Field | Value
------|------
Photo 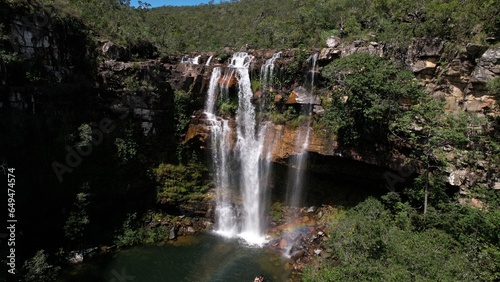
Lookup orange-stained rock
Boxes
[218,73,237,88]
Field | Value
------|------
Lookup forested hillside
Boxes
[19,0,500,54]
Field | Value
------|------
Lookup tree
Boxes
[390,95,467,213]
[64,188,90,248]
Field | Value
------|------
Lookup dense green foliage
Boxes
[303,197,500,281]
[22,250,60,282]
[321,53,423,146]
[154,162,210,205]
[114,213,168,247]
[488,77,500,101]
[17,0,499,55]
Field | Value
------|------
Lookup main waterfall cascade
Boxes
[207,52,273,245]
[206,51,316,248]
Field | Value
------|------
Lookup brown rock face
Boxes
[218,73,238,88]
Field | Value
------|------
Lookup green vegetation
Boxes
[154,162,210,205]
[303,196,500,281]
[114,213,168,247]
[488,77,500,101]
[22,250,60,282]
[10,0,497,56]
[321,53,423,146]
[270,201,284,222]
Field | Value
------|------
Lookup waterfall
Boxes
[206,55,213,66]
[260,51,282,94]
[204,67,238,237]
[212,117,238,237]
[309,53,318,94]
[284,126,311,209]
[233,53,268,245]
[207,52,270,245]
[205,67,221,114]
[220,69,235,101]
[181,55,201,64]
[283,54,317,256]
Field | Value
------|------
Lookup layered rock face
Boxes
[320,38,499,115]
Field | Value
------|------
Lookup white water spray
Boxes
[204,67,238,237]
[207,53,270,245]
[205,55,213,66]
[308,53,318,94]
[260,51,282,93]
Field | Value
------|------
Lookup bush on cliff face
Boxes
[488,77,500,102]
[154,163,210,205]
[321,53,424,147]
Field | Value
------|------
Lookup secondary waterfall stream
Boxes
[283,53,317,256]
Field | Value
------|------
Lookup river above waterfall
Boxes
[57,232,291,282]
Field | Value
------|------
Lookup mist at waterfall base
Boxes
[57,233,289,282]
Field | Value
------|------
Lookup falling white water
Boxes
[211,116,238,237]
[205,67,221,114]
[206,52,270,245]
[205,55,213,66]
[285,126,311,208]
[260,51,282,93]
[204,67,238,237]
[181,55,201,64]
[193,55,201,65]
[220,68,235,100]
[309,53,318,94]
[229,52,254,68]
[282,54,317,256]
[233,54,268,245]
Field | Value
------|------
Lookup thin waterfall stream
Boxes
[282,52,317,256]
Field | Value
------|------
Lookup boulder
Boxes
[493,182,500,190]
[448,170,467,186]
[465,43,488,59]
[326,36,341,48]
[286,87,320,105]
[471,47,500,83]
[169,227,176,240]
[463,100,485,112]
[407,37,444,58]
[102,41,128,61]
[318,48,341,62]
[411,59,438,74]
